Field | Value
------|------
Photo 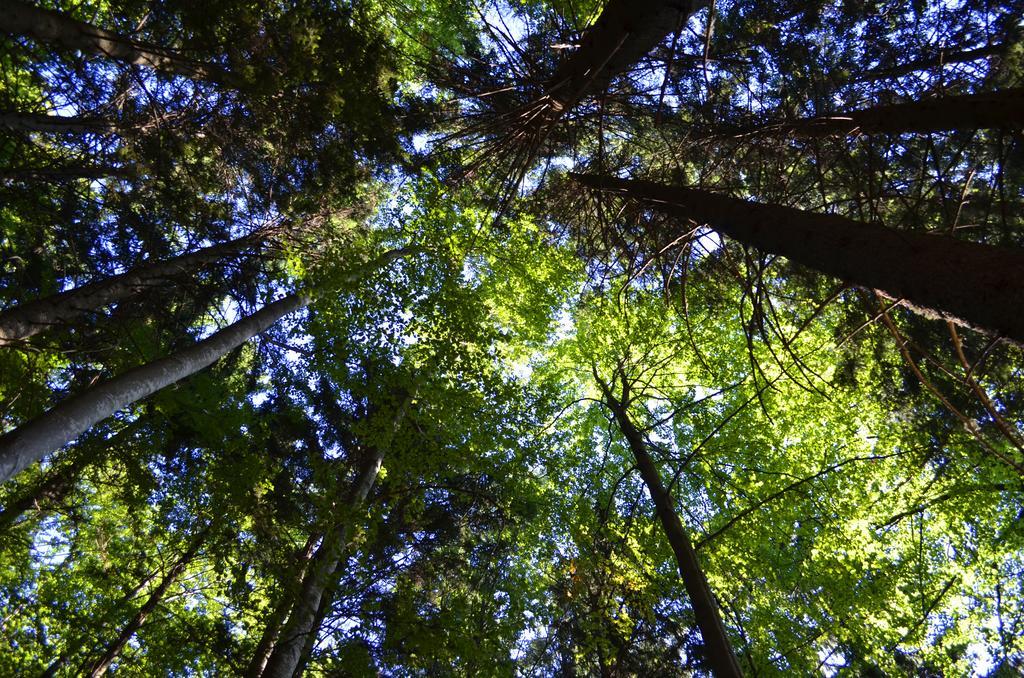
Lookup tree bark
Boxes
[722,88,1023,138]
[0,0,239,86]
[84,525,211,677]
[0,111,120,134]
[43,564,165,677]
[0,231,265,346]
[542,0,705,120]
[0,293,309,485]
[259,445,387,678]
[598,377,743,678]
[573,173,1024,346]
[245,535,320,678]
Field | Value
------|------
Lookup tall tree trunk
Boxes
[598,376,742,678]
[0,293,309,485]
[41,562,165,677]
[573,173,1024,346]
[83,525,211,677]
[0,111,120,134]
[720,88,1023,138]
[245,535,320,678]
[291,579,333,677]
[852,43,1004,83]
[544,0,706,115]
[0,230,265,346]
[0,0,239,86]
[259,445,387,678]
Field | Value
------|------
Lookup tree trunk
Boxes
[0,111,120,134]
[42,563,165,677]
[852,43,1004,83]
[573,173,1024,346]
[722,88,1023,138]
[536,0,704,128]
[599,378,743,678]
[291,580,332,677]
[0,293,309,485]
[244,535,320,678]
[0,230,265,346]
[259,445,387,678]
[0,0,239,86]
[84,525,211,677]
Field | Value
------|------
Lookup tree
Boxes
[573,173,1024,347]
[0,227,269,345]
[2,0,1024,674]
[596,367,743,677]
[0,293,309,483]
[259,399,399,677]
[0,0,240,86]
[542,0,706,119]
[714,88,1024,138]
[83,524,212,677]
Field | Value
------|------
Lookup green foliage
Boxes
[1,0,1023,675]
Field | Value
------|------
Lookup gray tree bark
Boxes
[0,230,265,346]
[0,293,309,484]
[0,0,239,86]
[573,173,1024,346]
[259,445,387,678]
[245,535,320,678]
[598,375,743,678]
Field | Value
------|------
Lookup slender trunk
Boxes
[573,174,1024,345]
[723,88,1023,138]
[852,43,1004,83]
[294,391,412,678]
[42,562,164,677]
[0,293,309,484]
[292,582,332,677]
[0,231,265,346]
[0,111,120,134]
[84,526,210,677]
[542,0,705,119]
[260,446,386,678]
[599,380,742,678]
[245,535,320,678]
[0,0,239,86]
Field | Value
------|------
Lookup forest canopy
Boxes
[1,0,1023,675]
